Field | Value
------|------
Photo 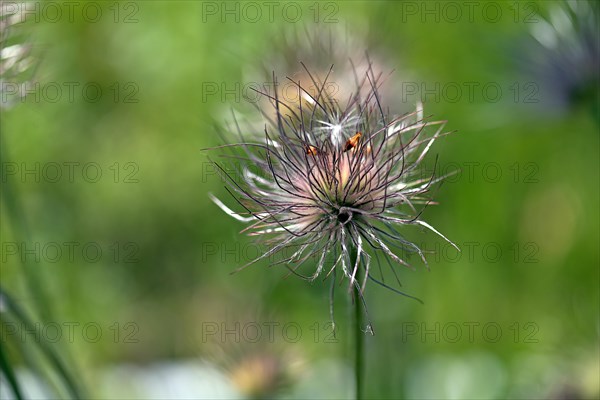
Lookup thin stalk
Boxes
[350,246,364,399]
[354,283,364,399]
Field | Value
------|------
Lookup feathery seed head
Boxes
[208,63,457,328]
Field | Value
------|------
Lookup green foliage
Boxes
[1,1,598,398]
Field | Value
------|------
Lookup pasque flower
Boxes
[521,0,599,117]
[208,64,457,327]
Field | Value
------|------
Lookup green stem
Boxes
[354,284,364,400]
[350,245,364,400]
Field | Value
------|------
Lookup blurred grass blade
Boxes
[0,133,52,322]
[0,338,24,400]
[0,287,83,399]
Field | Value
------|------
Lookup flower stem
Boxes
[350,245,364,399]
[354,283,364,399]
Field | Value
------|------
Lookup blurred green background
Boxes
[1,1,598,399]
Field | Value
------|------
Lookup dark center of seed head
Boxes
[337,209,352,224]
